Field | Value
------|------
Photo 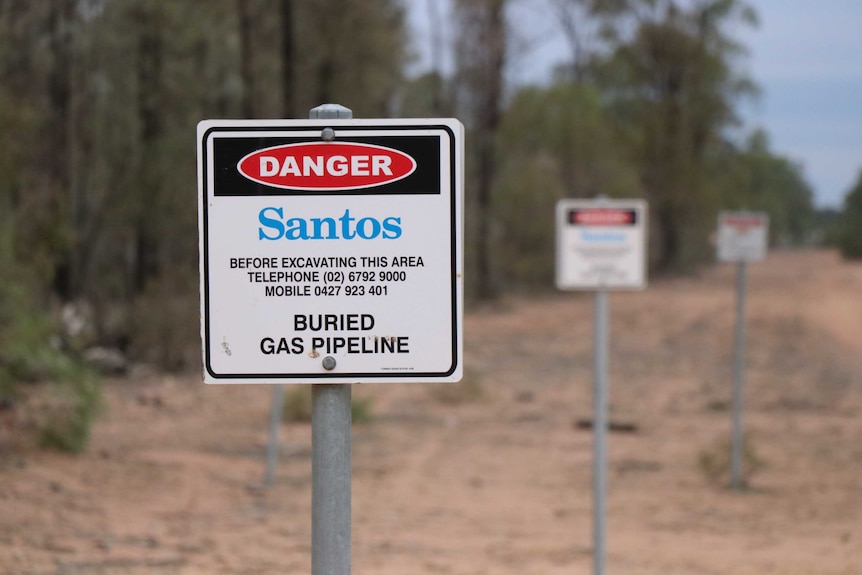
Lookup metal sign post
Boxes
[730,260,747,490]
[312,382,352,575]
[556,198,647,575]
[307,103,354,575]
[716,211,768,490]
[592,289,609,575]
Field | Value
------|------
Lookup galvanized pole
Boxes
[262,102,353,490]
[593,289,609,575]
[312,383,352,575]
[310,103,353,575]
[263,384,285,486]
[730,260,748,490]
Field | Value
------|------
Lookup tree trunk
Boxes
[48,1,75,300]
[474,0,506,301]
[280,0,296,118]
[427,0,444,114]
[133,5,163,294]
[238,0,256,119]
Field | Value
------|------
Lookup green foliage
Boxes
[37,375,101,453]
[350,394,375,424]
[0,0,847,406]
[0,243,101,453]
[836,169,862,259]
[281,386,375,424]
[495,154,565,285]
[0,0,410,356]
[500,83,639,199]
[282,386,313,423]
[595,0,760,271]
[128,271,200,372]
[0,228,64,389]
[495,83,639,287]
[429,370,485,405]
[707,130,817,247]
[399,71,457,117]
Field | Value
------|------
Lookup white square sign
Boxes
[555,199,648,290]
[197,119,464,383]
[717,211,769,262]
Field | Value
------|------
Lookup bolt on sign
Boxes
[716,211,769,262]
[555,199,648,290]
[197,119,464,383]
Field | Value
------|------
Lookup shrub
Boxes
[128,271,200,372]
[836,168,862,259]
[429,369,485,405]
[282,386,313,423]
[697,435,766,489]
[281,386,374,424]
[0,270,101,453]
[37,374,101,453]
[350,394,375,424]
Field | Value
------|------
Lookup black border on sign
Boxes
[199,123,460,381]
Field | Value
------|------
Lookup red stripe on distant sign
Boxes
[723,215,766,229]
[568,209,636,226]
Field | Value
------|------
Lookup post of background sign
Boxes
[592,287,609,575]
[729,260,747,490]
[263,383,285,486]
[716,211,768,492]
[309,103,354,575]
[556,197,647,575]
[591,195,612,575]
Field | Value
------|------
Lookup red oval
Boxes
[237,141,417,191]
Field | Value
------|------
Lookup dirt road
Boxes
[2,249,861,574]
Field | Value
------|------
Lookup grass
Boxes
[697,435,766,489]
[282,386,375,424]
[428,369,485,405]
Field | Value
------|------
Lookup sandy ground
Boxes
[2,249,862,575]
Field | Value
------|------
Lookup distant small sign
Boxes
[555,199,647,290]
[717,211,769,262]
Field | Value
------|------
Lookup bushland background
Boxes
[1,1,861,572]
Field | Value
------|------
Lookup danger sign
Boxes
[555,199,648,290]
[717,211,769,262]
[197,118,464,384]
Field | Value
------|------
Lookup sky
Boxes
[738,0,862,208]
[404,0,862,209]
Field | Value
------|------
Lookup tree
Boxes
[131,1,165,293]
[495,82,639,286]
[548,0,601,82]
[47,1,77,299]
[837,168,862,259]
[280,0,296,117]
[453,0,508,301]
[293,0,408,116]
[712,130,816,246]
[237,0,258,118]
[595,0,759,271]
[398,0,450,118]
